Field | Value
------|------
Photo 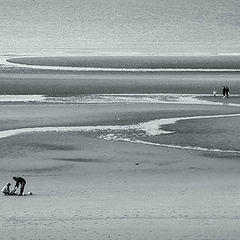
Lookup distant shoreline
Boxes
[5,55,240,72]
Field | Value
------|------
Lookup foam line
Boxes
[0,112,240,153]
[118,138,240,154]
[0,95,44,102]
[139,113,240,135]
[1,112,239,139]
[0,125,129,139]
[0,93,234,106]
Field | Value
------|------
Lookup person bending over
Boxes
[12,177,26,196]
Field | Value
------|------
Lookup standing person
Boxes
[12,177,26,196]
[225,86,229,98]
[222,86,226,98]
[1,183,11,195]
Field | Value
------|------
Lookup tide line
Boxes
[0,94,240,107]
[3,57,240,72]
[0,95,44,102]
[139,113,240,135]
[0,112,240,153]
[119,138,240,154]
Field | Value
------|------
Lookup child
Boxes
[1,183,11,195]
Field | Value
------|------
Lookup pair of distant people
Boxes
[1,177,26,196]
[213,86,230,98]
[222,86,230,98]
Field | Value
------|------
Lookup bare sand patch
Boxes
[0,101,240,239]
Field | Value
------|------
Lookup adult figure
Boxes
[12,177,26,196]
[225,86,229,98]
[222,86,226,98]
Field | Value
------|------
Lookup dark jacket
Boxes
[14,177,26,188]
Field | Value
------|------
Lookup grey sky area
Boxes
[0,0,240,54]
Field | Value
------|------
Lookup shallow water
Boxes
[0,56,240,155]
[0,93,239,154]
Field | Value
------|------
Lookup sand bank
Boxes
[6,55,240,71]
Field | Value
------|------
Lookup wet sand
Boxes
[1,133,240,240]
[0,101,240,239]
[7,55,240,69]
[1,57,240,239]
[0,71,240,95]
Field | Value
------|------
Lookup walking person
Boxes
[225,86,229,98]
[12,177,26,196]
[222,86,226,98]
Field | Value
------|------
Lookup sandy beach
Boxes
[1,134,240,240]
[2,0,240,239]
[0,93,240,239]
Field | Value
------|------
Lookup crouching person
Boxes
[1,183,11,195]
[12,177,26,196]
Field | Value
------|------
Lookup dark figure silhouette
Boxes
[222,86,226,98]
[12,177,26,196]
[225,86,229,98]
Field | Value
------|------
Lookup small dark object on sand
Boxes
[136,162,139,165]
